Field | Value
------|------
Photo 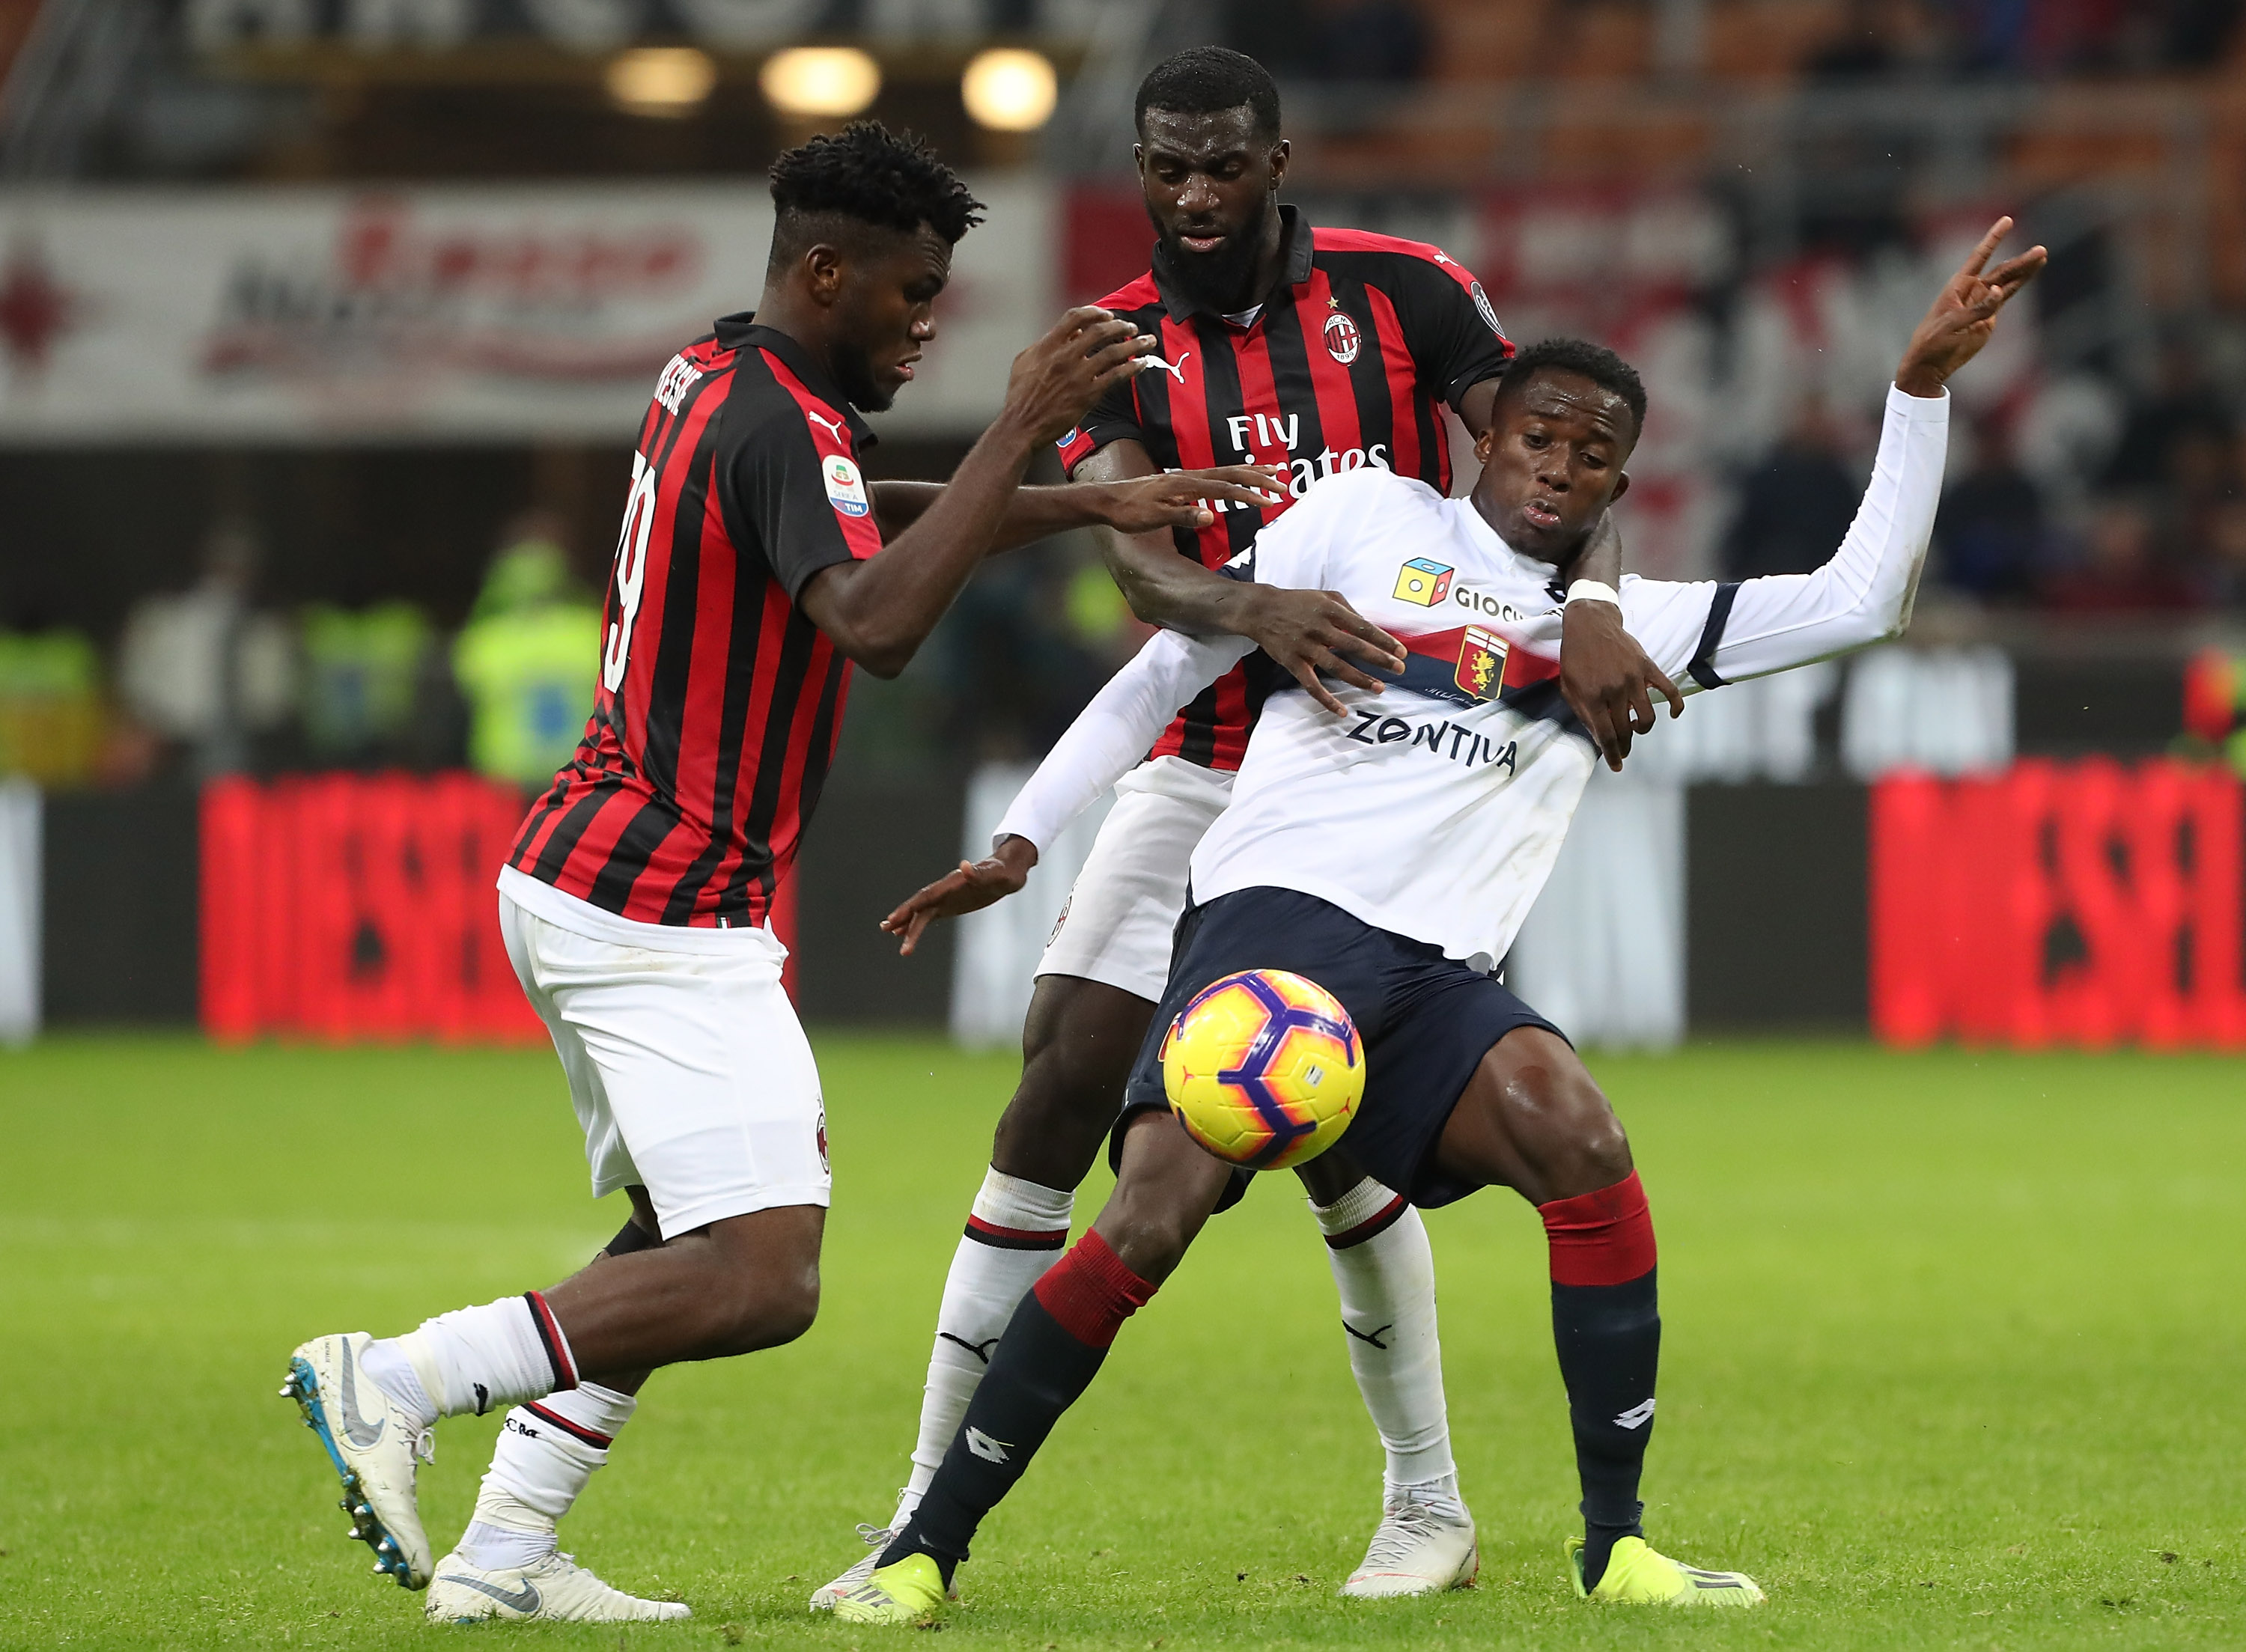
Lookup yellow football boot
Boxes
[1567,1535,1765,1606]
[832,1552,949,1626]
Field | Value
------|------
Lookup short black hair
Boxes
[1134,47,1282,142]
[1498,338,1647,437]
[767,121,984,268]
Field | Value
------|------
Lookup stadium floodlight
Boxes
[606,47,719,118]
[961,47,1056,132]
[760,46,882,119]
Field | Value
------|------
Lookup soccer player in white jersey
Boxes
[828,219,2045,1624]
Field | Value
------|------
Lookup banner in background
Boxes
[202,772,547,1043]
[1871,760,2246,1049]
[0,177,1050,442]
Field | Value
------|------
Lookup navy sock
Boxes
[1553,1270,1660,1589]
[879,1234,1154,1586]
[1539,1171,1662,1592]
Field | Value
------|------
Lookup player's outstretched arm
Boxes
[1076,439,1406,716]
[880,625,1242,955]
[800,306,1154,678]
[868,466,1288,552]
[1687,217,2044,685]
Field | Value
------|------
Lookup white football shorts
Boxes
[1035,755,1236,1002]
[497,865,830,1239]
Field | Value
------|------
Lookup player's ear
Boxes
[1473,425,1497,463]
[1268,137,1289,188]
[802,243,845,307]
[1609,469,1631,505]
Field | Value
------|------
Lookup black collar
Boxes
[1148,204,1314,326]
[713,313,879,450]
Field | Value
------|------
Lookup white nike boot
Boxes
[1341,1484,1480,1598]
[809,1523,895,1610]
[281,1332,436,1588]
[424,1547,690,1623]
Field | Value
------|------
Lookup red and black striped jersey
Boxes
[508,316,881,928]
[1056,207,1513,771]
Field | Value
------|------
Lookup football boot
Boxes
[280,1332,435,1588]
[1567,1534,1765,1606]
[425,1547,690,1624]
[1342,1488,1479,1597]
[832,1552,949,1625]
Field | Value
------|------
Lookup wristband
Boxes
[1565,579,1622,609]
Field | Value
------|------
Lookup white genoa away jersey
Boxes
[1000,385,1951,972]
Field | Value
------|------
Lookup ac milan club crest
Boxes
[1323,310,1361,365]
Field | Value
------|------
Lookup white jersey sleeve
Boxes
[1620,384,1950,686]
[992,627,1248,851]
[990,478,1346,853]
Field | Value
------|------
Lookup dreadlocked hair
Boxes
[1498,338,1647,436]
[767,121,984,264]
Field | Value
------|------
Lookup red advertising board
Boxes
[1871,760,2246,1049]
[201,773,802,1045]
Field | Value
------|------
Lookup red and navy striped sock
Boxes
[880,1232,1154,1585]
[1540,1170,1660,1591]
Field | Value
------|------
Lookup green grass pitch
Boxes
[2,1034,2240,1649]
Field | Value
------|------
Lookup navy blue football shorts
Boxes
[1116,886,1566,1209]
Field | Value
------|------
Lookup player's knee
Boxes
[1097,1204,1193,1283]
[1547,1081,1632,1197]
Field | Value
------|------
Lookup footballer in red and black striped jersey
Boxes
[508,316,881,931]
[1058,208,1515,769]
[277,119,1294,1627]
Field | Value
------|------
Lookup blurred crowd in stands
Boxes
[6,0,2246,789]
[1223,0,2245,82]
[1730,332,2246,611]
[0,514,603,793]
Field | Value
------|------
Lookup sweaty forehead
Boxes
[1139,106,1267,167]
[1510,371,1633,441]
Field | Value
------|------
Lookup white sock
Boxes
[1310,1179,1458,1495]
[367,1293,576,1424]
[891,1167,1074,1529]
[457,1381,638,1571]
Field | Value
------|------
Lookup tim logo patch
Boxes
[824,454,870,516]
[1455,626,1508,701]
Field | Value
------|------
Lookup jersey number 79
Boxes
[601,451,657,694]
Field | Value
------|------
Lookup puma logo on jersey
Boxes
[965,1427,1012,1463]
[1147,351,1192,383]
[804,408,848,442]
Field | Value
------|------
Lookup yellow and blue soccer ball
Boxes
[1160,969,1363,1171]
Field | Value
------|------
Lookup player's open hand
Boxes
[1562,600,1683,772]
[1098,465,1289,534]
[1895,217,2046,397]
[1240,586,1410,717]
[1002,307,1160,447]
[880,835,1041,956]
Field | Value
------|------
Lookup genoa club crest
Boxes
[1323,310,1362,365]
[1455,626,1508,701]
